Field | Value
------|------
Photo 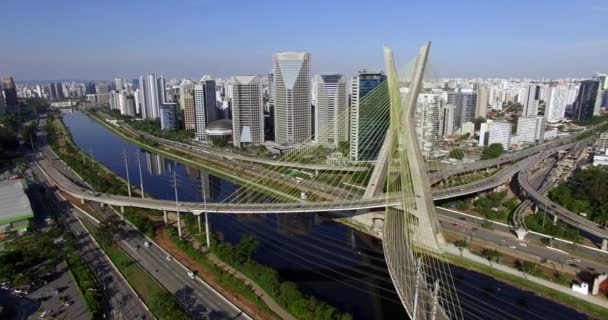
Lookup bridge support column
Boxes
[552,214,558,224]
[602,239,608,251]
[80,198,85,205]
[197,214,202,235]
[515,228,528,240]
[177,211,182,238]
[163,210,168,224]
[315,169,319,176]
[205,211,211,249]
[534,205,539,214]
[100,203,105,208]
[120,206,124,214]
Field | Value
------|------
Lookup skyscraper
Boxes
[231,76,265,147]
[349,70,387,161]
[572,80,599,121]
[476,87,489,118]
[447,89,477,130]
[179,80,196,130]
[545,86,569,121]
[441,104,455,137]
[140,74,160,119]
[85,81,96,95]
[414,92,443,156]
[313,74,348,148]
[194,79,217,141]
[1,77,18,110]
[522,84,540,116]
[272,52,311,145]
[592,73,607,115]
[0,81,5,115]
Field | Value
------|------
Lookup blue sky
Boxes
[1,0,607,80]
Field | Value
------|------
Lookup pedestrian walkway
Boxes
[183,231,296,320]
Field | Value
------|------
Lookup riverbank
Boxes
[84,109,312,203]
[51,111,352,320]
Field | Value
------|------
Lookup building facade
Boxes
[349,70,387,161]
[314,74,348,148]
[572,80,599,121]
[194,80,217,141]
[231,76,265,147]
[272,52,311,145]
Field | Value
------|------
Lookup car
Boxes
[144,242,151,248]
[187,271,195,279]
[40,310,50,318]
[573,258,581,262]
[166,256,172,261]
[508,245,517,249]
[518,242,527,247]
[63,301,72,307]
[451,223,459,227]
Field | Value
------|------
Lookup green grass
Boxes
[443,253,608,319]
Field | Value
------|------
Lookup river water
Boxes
[61,110,588,320]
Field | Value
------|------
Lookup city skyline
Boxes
[2,0,607,80]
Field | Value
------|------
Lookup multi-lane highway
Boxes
[31,160,152,320]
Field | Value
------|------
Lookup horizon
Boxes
[1,0,607,80]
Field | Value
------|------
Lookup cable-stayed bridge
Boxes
[37,42,608,319]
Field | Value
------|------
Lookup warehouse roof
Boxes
[0,179,33,225]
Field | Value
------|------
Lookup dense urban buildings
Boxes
[194,79,217,142]
[272,52,311,145]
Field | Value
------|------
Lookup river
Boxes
[61,110,588,320]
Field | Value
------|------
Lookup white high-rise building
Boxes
[139,74,161,119]
[545,86,569,121]
[313,74,348,148]
[272,52,311,145]
[479,120,512,150]
[231,76,265,147]
[414,92,442,156]
[523,84,540,116]
[593,73,607,115]
[517,116,545,144]
[476,87,489,118]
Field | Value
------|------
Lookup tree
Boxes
[97,216,127,247]
[235,234,259,263]
[454,240,468,256]
[449,148,465,160]
[519,261,538,277]
[481,249,502,267]
[480,143,504,160]
[474,117,486,131]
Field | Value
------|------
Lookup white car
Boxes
[508,245,517,249]
[144,242,151,248]
[187,271,195,279]
[40,310,50,318]
[518,242,527,247]
[165,256,172,261]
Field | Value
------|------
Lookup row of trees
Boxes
[549,166,608,227]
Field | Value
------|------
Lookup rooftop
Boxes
[0,179,34,225]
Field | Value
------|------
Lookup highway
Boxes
[437,207,608,276]
[36,119,251,319]
[31,160,152,320]
[428,124,605,184]
[518,151,608,242]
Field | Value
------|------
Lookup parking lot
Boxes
[0,262,88,320]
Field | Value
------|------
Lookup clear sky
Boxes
[2,0,607,80]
